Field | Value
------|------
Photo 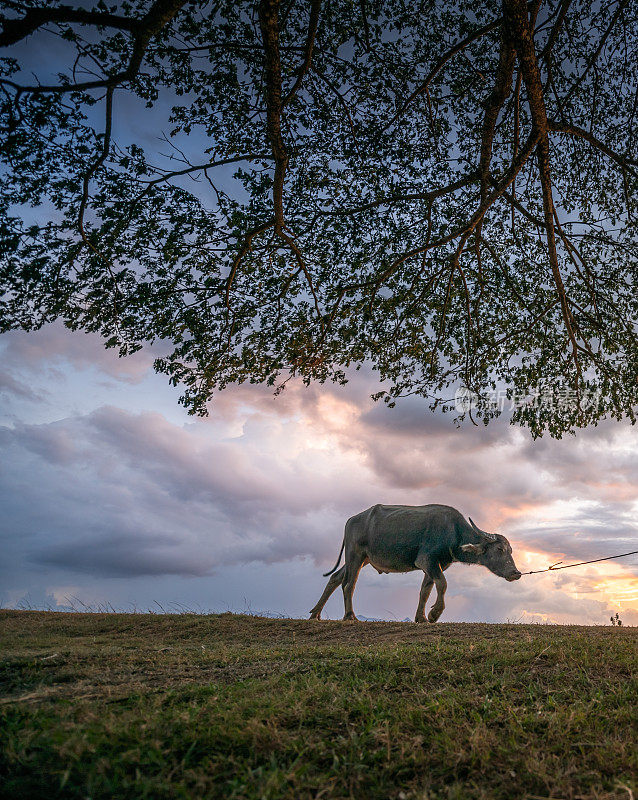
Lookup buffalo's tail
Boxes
[323,536,345,576]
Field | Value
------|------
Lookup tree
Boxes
[1,0,636,436]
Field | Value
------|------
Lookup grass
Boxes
[0,611,636,799]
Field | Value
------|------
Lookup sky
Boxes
[1,6,637,625]
[1,323,637,625]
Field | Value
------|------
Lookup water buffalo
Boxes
[309,504,521,622]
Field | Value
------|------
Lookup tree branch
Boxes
[283,0,321,106]
[0,5,136,47]
[1,0,187,94]
[557,0,629,112]
[539,0,571,60]
[258,0,288,232]
[548,121,638,176]
[387,16,502,128]
[504,0,582,373]
[313,172,479,220]
[353,129,540,296]
[477,25,515,245]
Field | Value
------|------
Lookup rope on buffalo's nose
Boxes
[521,548,638,575]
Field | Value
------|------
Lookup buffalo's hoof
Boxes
[427,609,442,623]
[309,612,321,620]
[414,616,427,624]
[343,613,358,621]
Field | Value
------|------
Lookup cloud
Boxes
[0,402,379,580]
[0,372,42,402]
[35,528,217,578]
[0,324,158,387]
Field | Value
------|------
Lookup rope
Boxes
[521,549,638,575]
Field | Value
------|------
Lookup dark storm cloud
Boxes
[34,528,217,578]
[359,393,511,444]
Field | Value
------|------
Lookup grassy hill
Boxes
[0,611,636,799]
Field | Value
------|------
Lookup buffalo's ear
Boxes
[460,543,483,555]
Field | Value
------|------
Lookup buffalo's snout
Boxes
[506,570,522,582]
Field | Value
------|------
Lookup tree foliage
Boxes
[1,0,637,436]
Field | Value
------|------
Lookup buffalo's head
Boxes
[460,519,521,582]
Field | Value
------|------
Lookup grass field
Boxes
[0,611,636,799]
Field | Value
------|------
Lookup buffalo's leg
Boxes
[415,556,447,623]
[342,555,367,620]
[428,567,447,623]
[414,573,434,623]
[309,565,346,619]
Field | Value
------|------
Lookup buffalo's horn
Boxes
[469,517,497,540]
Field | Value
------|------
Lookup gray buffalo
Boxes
[310,504,521,622]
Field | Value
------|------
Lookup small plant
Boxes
[610,612,623,627]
